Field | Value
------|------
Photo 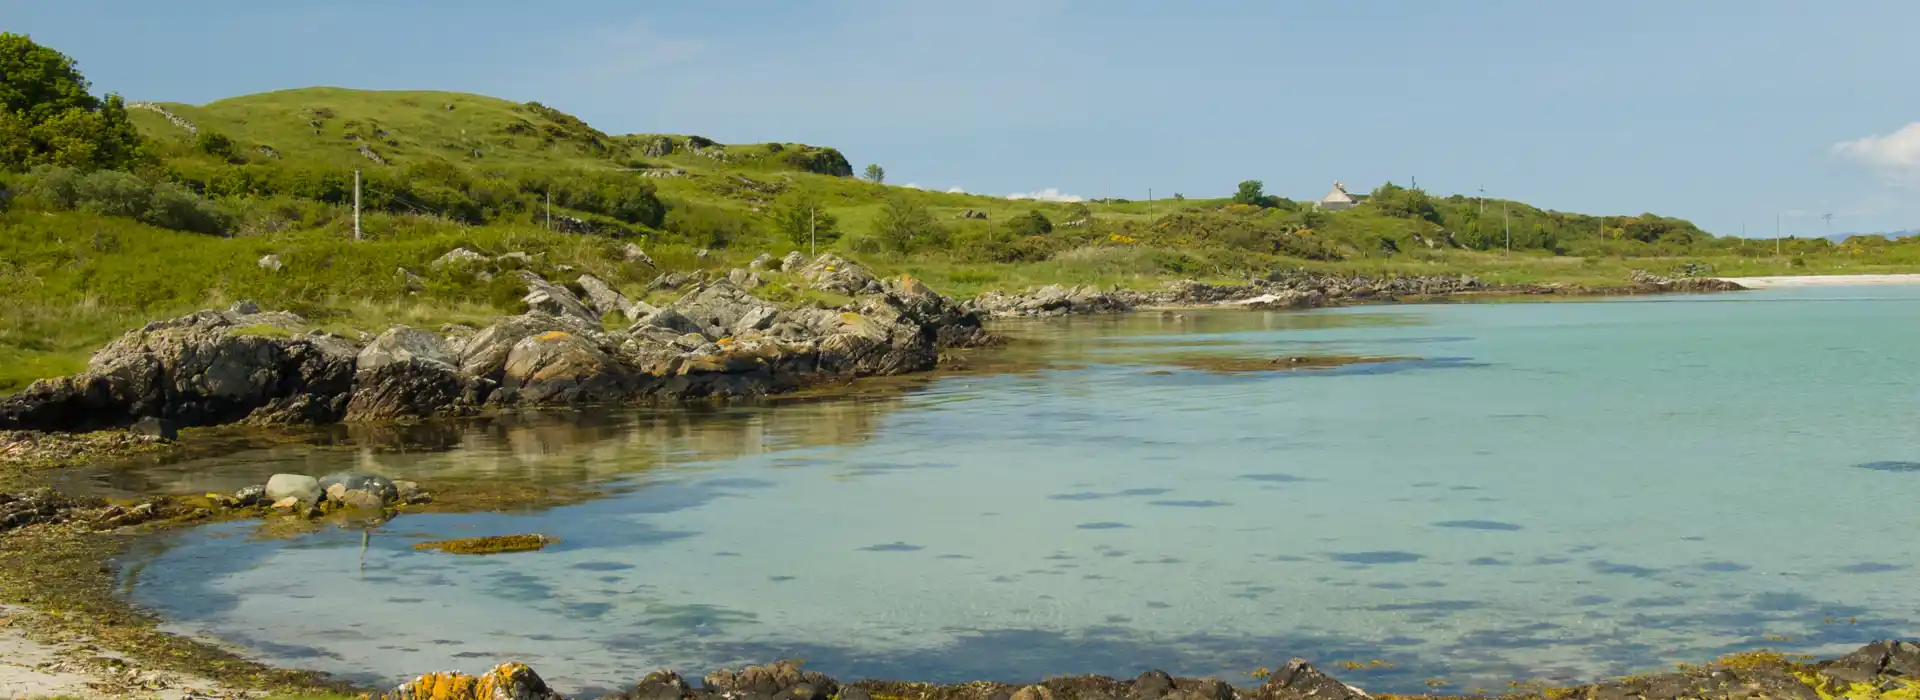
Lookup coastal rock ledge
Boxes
[0,256,992,435]
[384,642,1920,700]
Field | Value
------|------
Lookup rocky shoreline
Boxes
[0,252,990,439]
[965,268,1745,318]
[374,642,1919,700]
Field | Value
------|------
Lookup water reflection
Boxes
[109,295,1920,694]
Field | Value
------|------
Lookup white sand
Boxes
[0,605,247,699]
[1718,273,1920,289]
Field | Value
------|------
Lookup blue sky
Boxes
[12,0,1920,235]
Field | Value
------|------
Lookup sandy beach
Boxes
[1718,273,1920,289]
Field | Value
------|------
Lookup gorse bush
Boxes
[21,166,229,234]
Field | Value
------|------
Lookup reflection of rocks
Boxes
[0,259,990,436]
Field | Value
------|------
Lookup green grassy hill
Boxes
[7,84,1920,393]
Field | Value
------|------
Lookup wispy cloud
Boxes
[1834,123,1920,184]
[575,21,705,79]
[947,186,968,194]
[1006,187,1084,202]
[901,182,923,190]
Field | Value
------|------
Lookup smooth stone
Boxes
[128,416,178,441]
[264,473,319,503]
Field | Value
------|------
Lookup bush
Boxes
[194,130,236,160]
[872,196,942,253]
[1009,209,1053,237]
[21,166,229,234]
[663,200,756,249]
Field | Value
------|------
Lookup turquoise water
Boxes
[114,288,1920,695]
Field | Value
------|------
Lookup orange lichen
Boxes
[535,331,570,341]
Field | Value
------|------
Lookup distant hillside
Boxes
[128,87,856,178]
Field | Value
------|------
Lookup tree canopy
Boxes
[0,33,145,172]
[863,163,885,184]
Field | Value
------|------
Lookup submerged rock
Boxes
[317,471,399,506]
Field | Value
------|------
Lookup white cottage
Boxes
[1315,181,1368,211]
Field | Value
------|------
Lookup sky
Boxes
[10,0,1920,236]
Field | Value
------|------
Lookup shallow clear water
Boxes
[114,288,1920,695]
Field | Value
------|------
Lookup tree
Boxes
[0,33,144,172]
[1010,209,1054,237]
[863,163,885,184]
[772,185,840,252]
[873,196,940,252]
[1232,180,1267,207]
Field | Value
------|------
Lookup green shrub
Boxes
[21,166,229,234]
[1009,209,1053,237]
[872,196,942,253]
[663,200,756,249]
[194,130,236,160]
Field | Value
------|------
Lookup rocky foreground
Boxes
[0,253,990,436]
[384,641,1920,700]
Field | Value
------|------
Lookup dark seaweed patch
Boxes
[1590,560,1662,578]
[859,542,924,552]
[1838,562,1902,574]
[1329,551,1423,565]
[1855,461,1920,473]
[1698,561,1750,573]
[1078,522,1132,530]
[1433,520,1523,531]
[1148,500,1231,508]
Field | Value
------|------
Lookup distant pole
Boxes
[1148,188,1153,219]
[1503,201,1510,255]
[352,170,362,241]
[808,205,817,257]
[1776,212,1781,256]
[545,189,552,231]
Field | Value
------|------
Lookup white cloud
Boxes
[1005,187,1084,202]
[946,186,968,194]
[1834,123,1920,183]
[901,183,924,190]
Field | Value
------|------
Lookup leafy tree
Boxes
[1010,209,1054,237]
[772,185,840,250]
[863,163,885,184]
[0,33,145,172]
[1232,180,1268,207]
[873,196,940,252]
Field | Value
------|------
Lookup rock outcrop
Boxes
[373,643,1920,700]
[0,255,992,435]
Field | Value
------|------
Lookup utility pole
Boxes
[1775,212,1782,256]
[545,189,552,231]
[1503,201,1510,255]
[1148,188,1153,220]
[352,169,362,241]
[808,205,817,257]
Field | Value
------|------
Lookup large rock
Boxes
[704,660,839,700]
[1254,659,1369,700]
[798,254,882,295]
[431,247,489,268]
[0,308,359,432]
[670,281,782,338]
[620,243,657,266]
[518,271,597,324]
[381,662,561,700]
[496,330,629,404]
[357,326,455,373]
[458,314,599,381]
[264,473,319,504]
[317,470,399,506]
[344,359,492,422]
[577,274,651,322]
